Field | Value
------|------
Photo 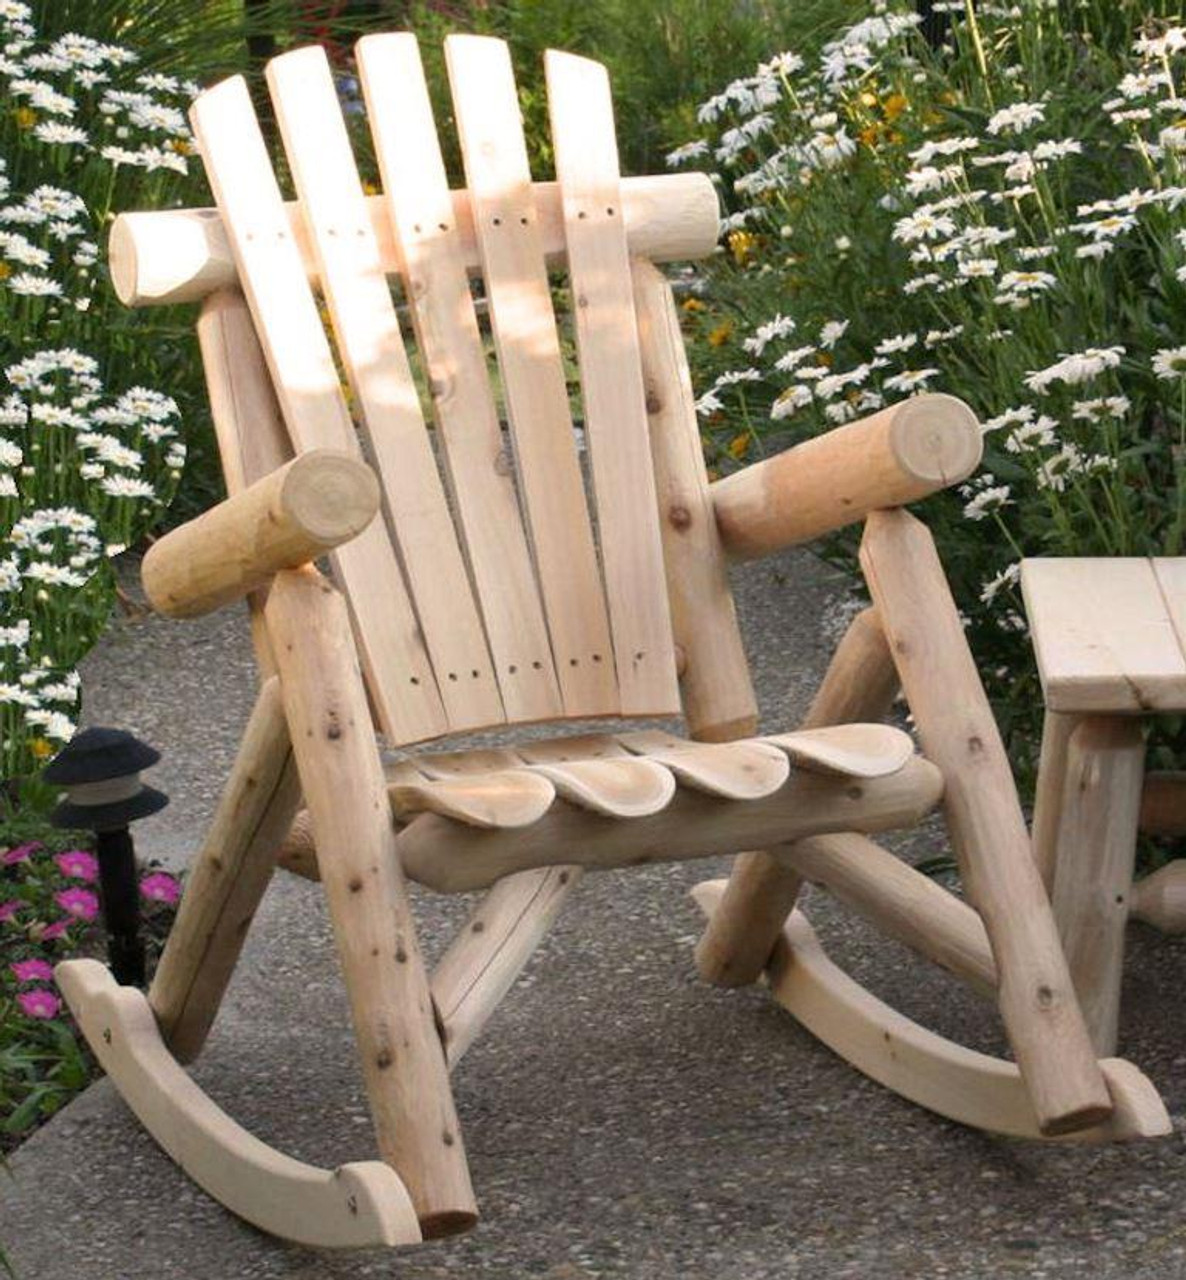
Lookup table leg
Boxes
[1049,716,1145,1054]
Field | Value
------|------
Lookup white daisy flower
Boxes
[884,368,938,394]
[770,384,813,421]
[986,101,1046,135]
[963,484,1012,521]
[1024,347,1124,393]
[1152,346,1186,380]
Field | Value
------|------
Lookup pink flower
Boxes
[17,988,61,1019]
[10,958,54,983]
[140,872,180,905]
[0,900,23,923]
[54,887,99,921]
[54,849,98,882]
[40,920,71,941]
[1,842,41,866]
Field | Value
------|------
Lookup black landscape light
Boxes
[43,728,169,987]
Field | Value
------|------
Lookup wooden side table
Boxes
[1021,557,1186,1054]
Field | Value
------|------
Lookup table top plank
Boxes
[1020,557,1186,713]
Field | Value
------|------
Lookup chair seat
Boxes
[389,723,916,829]
[1020,558,1186,713]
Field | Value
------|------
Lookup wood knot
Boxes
[668,504,693,531]
[967,735,984,755]
[1036,984,1054,1009]
[375,1049,393,1070]
[395,944,408,963]
[471,920,485,934]
[493,447,514,477]
[348,877,363,893]
[645,392,663,414]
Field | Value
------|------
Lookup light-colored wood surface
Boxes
[1131,861,1186,931]
[391,770,556,828]
[433,866,582,1068]
[1051,717,1145,1054]
[712,395,982,561]
[108,171,720,307]
[445,34,617,718]
[862,509,1112,1136]
[1030,709,1080,893]
[142,451,379,619]
[762,724,914,778]
[356,32,562,724]
[57,960,422,1247]
[149,678,301,1062]
[1139,772,1186,837]
[267,46,503,732]
[1021,558,1186,714]
[630,259,757,742]
[690,885,1169,1143]
[397,753,942,893]
[618,730,789,800]
[195,288,295,675]
[525,757,677,818]
[777,833,995,998]
[190,73,447,746]
[546,48,679,716]
[695,606,900,987]
[265,567,475,1236]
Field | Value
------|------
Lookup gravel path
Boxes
[3,548,1186,1280]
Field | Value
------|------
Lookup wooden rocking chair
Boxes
[55,33,1169,1251]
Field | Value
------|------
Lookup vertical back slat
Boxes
[190,75,447,745]
[545,51,680,715]
[265,46,503,733]
[355,33,563,724]
[444,34,619,718]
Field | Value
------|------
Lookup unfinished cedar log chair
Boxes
[53,32,1169,1251]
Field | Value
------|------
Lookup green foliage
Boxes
[675,1,1186,777]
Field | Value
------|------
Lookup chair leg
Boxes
[265,566,476,1239]
[1050,717,1145,1054]
[1031,709,1081,894]
[694,605,900,986]
[860,508,1112,1135]
[149,675,301,1063]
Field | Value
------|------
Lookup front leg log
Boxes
[694,606,900,986]
[265,567,476,1238]
[149,676,301,1063]
[860,508,1111,1136]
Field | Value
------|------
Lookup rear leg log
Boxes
[266,566,476,1238]
[694,605,900,986]
[150,675,301,1063]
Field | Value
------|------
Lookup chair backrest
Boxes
[187,33,733,748]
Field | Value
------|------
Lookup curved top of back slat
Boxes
[188,33,687,746]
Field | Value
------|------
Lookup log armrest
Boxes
[142,450,380,618]
[711,393,982,560]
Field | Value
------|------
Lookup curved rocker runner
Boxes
[58,28,1169,1251]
